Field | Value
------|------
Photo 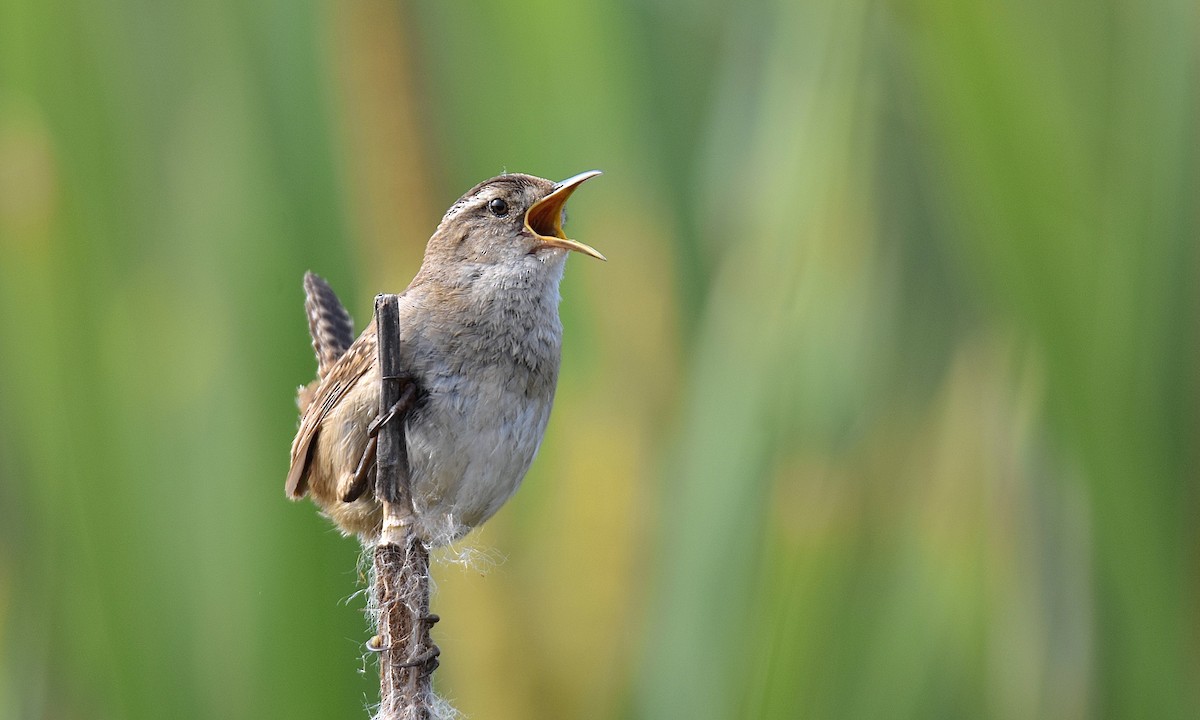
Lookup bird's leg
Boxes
[343,384,415,503]
[339,435,378,503]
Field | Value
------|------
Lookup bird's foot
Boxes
[364,614,441,673]
[396,644,440,672]
[367,385,416,438]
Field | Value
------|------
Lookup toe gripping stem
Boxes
[368,383,414,438]
[366,613,441,673]
[339,383,416,504]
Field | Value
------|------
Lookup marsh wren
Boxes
[286,171,603,544]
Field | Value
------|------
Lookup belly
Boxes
[404,370,555,542]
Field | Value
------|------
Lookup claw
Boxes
[368,385,416,438]
[364,614,440,672]
[396,644,440,670]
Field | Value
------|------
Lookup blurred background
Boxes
[0,0,1196,718]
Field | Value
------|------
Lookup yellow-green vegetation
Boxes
[0,1,1195,719]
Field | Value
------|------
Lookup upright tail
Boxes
[303,271,356,379]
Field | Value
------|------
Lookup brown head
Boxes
[415,171,604,288]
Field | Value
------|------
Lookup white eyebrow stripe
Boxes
[442,175,539,221]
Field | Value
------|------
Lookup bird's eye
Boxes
[488,198,509,217]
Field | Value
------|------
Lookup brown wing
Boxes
[286,318,378,499]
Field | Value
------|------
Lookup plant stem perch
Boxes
[371,294,438,720]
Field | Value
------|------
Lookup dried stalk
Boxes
[370,294,439,720]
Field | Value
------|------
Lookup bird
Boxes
[286,171,604,545]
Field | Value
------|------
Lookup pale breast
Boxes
[404,351,558,542]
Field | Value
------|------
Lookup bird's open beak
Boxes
[525,170,606,261]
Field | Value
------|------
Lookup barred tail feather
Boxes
[303,271,356,379]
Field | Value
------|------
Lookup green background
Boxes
[0,0,1196,718]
